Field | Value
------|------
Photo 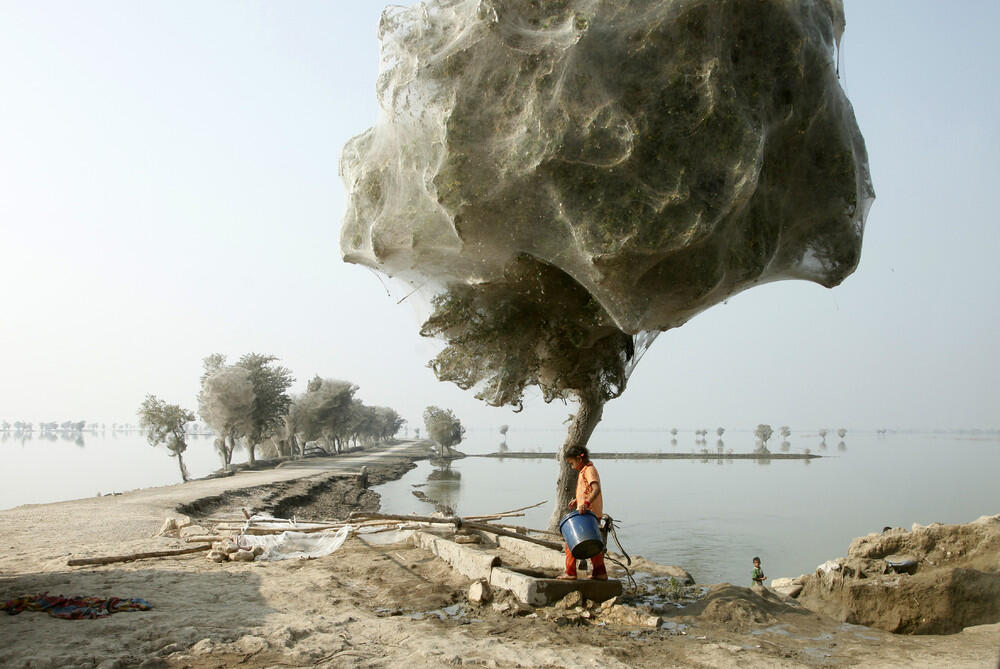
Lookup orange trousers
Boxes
[564,545,606,578]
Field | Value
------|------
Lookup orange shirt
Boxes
[575,462,603,517]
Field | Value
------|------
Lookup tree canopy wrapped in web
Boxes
[340,0,872,524]
[342,0,872,335]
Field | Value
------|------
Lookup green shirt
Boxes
[752,566,765,585]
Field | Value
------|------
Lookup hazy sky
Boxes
[1,1,997,433]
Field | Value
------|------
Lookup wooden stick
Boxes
[67,545,211,566]
[462,512,525,521]
[349,512,564,551]
[478,500,547,517]
[494,523,562,538]
[463,521,563,551]
[183,536,225,543]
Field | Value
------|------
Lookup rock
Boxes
[468,579,492,604]
[511,602,534,617]
[138,660,168,669]
[600,596,619,611]
[189,639,215,656]
[234,636,268,654]
[817,560,841,574]
[455,534,482,545]
[600,604,661,628]
[155,518,179,538]
[179,524,209,538]
[491,602,512,615]
[770,577,804,598]
[96,660,124,669]
[207,550,228,563]
[231,549,256,562]
[251,545,265,557]
[554,590,583,610]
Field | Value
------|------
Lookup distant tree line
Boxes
[138,352,408,481]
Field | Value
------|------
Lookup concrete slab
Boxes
[414,530,621,606]
[489,566,622,606]
[494,534,565,571]
[412,531,500,580]
[534,576,621,605]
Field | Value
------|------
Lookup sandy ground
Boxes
[2,442,998,669]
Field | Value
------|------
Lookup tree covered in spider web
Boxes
[420,256,636,528]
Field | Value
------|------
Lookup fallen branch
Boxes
[349,512,564,551]
[481,499,548,516]
[462,512,525,521]
[67,545,211,566]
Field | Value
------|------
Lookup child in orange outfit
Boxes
[559,445,607,580]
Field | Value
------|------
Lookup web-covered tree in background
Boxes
[198,359,255,469]
[137,394,195,482]
[423,406,465,456]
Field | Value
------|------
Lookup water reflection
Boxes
[780,440,791,451]
[837,441,847,451]
[1,429,89,446]
[416,461,462,514]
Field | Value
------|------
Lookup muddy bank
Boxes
[177,460,416,522]
[775,514,1000,634]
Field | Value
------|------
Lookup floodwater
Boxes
[0,430,241,509]
[2,428,996,586]
[374,429,1000,585]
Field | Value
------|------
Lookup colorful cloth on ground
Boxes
[2,593,152,619]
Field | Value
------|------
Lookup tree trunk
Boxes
[176,452,189,482]
[247,440,257,465]
[547,390,605,531]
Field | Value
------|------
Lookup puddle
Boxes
[629,574,710,612]
[659,620,690,635]
[752,624,833,642]
[838,621,880,641]
[374,603,475,622]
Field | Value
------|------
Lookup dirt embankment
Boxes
[783,514,1000,634]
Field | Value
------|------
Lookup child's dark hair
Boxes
[753,556,761,562]
[565,445,590,460]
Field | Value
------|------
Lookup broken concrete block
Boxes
[468,579,492,604]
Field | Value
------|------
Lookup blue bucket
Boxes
[559,510,604,559]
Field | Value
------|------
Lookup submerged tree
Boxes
[137,395,195,482]
[423,406,465,456]
[754,424,774,450]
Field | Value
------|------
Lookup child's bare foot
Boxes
[557,573,576,580]
[589,574,608,581]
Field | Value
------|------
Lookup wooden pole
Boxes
[67,545,211,566]
[350,512,564,552]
